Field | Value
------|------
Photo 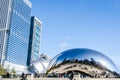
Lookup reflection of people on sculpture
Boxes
[63,72,68,78]
[68,71,73,80]
[52,72,57,77]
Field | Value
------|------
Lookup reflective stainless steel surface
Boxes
[28,54,50,73]
[47,48,119,73]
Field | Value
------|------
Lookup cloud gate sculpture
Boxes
[47,48,119,78]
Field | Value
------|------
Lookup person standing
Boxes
[21,72,25,78]
[6,72,10,78]
[21,72,25,80]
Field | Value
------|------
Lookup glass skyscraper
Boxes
[0,0,13,66]
[0,0,32,72]
[27,16,42,66]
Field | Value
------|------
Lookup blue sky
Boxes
[30,0,120,67]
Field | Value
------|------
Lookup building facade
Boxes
[0,0,32,73]
[27,16,42,66]
[0,0,13,66]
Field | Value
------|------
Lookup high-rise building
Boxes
[0,0,13,66]
[27,16,42,66]
[0,0,32,73]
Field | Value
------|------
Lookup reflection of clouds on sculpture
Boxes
[47,48,120,78]
[29,54,50,73]
[39,54,51,61]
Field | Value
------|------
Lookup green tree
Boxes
[0,65,6,76]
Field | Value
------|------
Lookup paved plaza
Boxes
[2,78,120,80]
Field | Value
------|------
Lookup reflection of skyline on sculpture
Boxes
[47,48,119,78]
[49,48,118,72]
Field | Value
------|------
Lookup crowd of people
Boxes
[47,71,74,80]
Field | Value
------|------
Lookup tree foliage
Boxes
[0,65,7,76]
